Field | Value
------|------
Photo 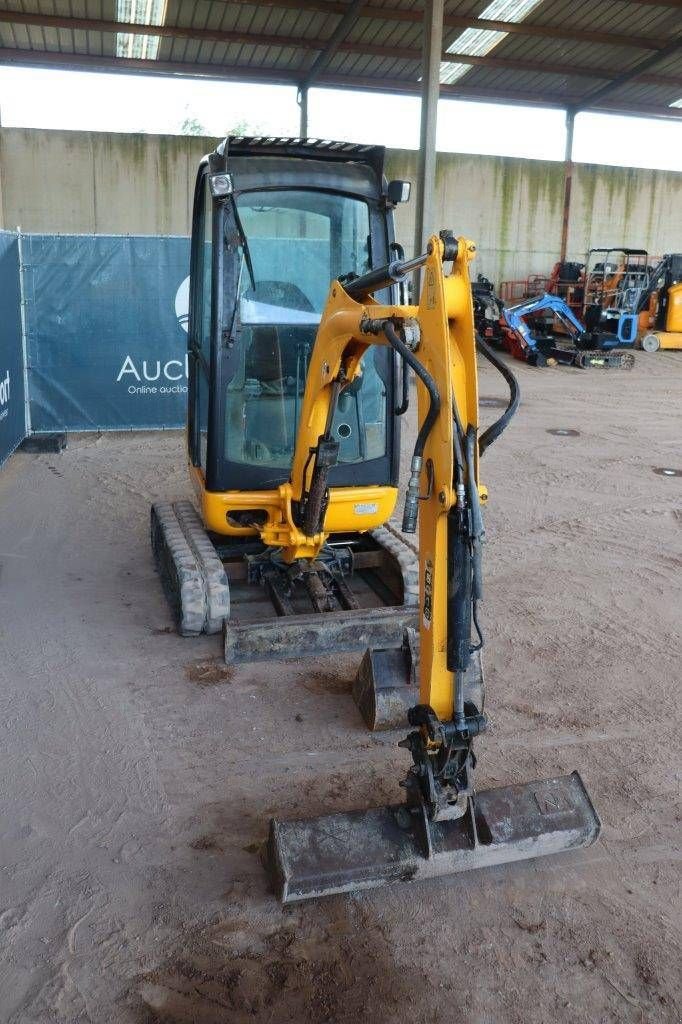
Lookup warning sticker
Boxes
[423,558,433,630]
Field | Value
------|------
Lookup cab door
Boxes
[187,164,213,473]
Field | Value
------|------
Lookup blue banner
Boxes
[22,234,191,432]
[0,232,26,466]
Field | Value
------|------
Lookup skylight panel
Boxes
[440,0,545,86]
[116,0,168,60]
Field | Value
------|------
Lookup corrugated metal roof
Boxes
[0,0,679,118]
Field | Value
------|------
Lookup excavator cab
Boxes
[186,137,409,514]
[152,138,420,672]
[582,247,649,347]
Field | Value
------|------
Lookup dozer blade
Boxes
[265,771,600,904]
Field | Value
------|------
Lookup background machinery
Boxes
[638,253,682,351]
[151,137,422,680]
[264,233,600,902]
[500,292,635,369]
[581,246,650,347]
[471,272,505,347]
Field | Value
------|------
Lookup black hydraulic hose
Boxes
[383,322,439,459]
[383,321,440,533]
[475,335,521,456]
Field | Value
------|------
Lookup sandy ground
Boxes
[0,350,680,1024]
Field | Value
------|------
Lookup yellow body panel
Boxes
[666,282,682,333]
[190,464,398,544]
[412,240,479,719]
[653,332,682,350]
[639,283,682,341]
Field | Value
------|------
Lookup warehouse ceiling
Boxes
[0,0,681,120]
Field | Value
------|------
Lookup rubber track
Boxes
[369,525,419,607]
[150,501,230,636]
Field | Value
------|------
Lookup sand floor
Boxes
[0,350,680,1023]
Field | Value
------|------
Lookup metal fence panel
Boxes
[22,234,191,432]
[0,232,27,466]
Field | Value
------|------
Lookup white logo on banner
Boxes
[175,276,190,333]
[116,355,189,396]
[116,277,191,396]
[0,370,9,422]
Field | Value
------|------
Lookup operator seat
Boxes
[243,324,289,463]
[246,324,284,385]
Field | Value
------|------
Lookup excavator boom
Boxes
[264,234,600,902]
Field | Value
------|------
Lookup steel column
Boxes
[414,0,444,260]
[559,109,575,263]
[298,87,308,138]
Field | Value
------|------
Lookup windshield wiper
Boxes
[230,197,256,291]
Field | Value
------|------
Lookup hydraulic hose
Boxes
[383,321,440,533]
[383,322,439,459]
[475,335,521,455]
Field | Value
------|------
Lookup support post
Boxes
[17,228,32,437]
[559,109,575,264]
[0,117,5,229]
[413,0,444,260]
[298,87,308,139]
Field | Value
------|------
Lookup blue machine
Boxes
[502,293,635,368]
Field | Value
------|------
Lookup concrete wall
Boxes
[0,129,208,236]
[386,149,682,283]
[1,127,680,285]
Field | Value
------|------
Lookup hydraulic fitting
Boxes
[402,455,423,533]
[401,320,421,352]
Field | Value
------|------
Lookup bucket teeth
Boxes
[265,771,600,904]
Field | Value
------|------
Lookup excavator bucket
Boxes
[353,633,485,731]
[265,771,600,903]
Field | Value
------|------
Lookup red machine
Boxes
[499,260,585,311]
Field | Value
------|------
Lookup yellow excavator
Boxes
[153,138,600,900]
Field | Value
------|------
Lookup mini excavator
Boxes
[153,138,600,900]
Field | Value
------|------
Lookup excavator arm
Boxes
[265,233,601,903]
[284,233,482,728]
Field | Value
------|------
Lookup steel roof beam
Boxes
[1,47,680,120]
[0,5,665,53]
[0,11,678,88]
[576,33,682,108]
[299,0,365,88]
